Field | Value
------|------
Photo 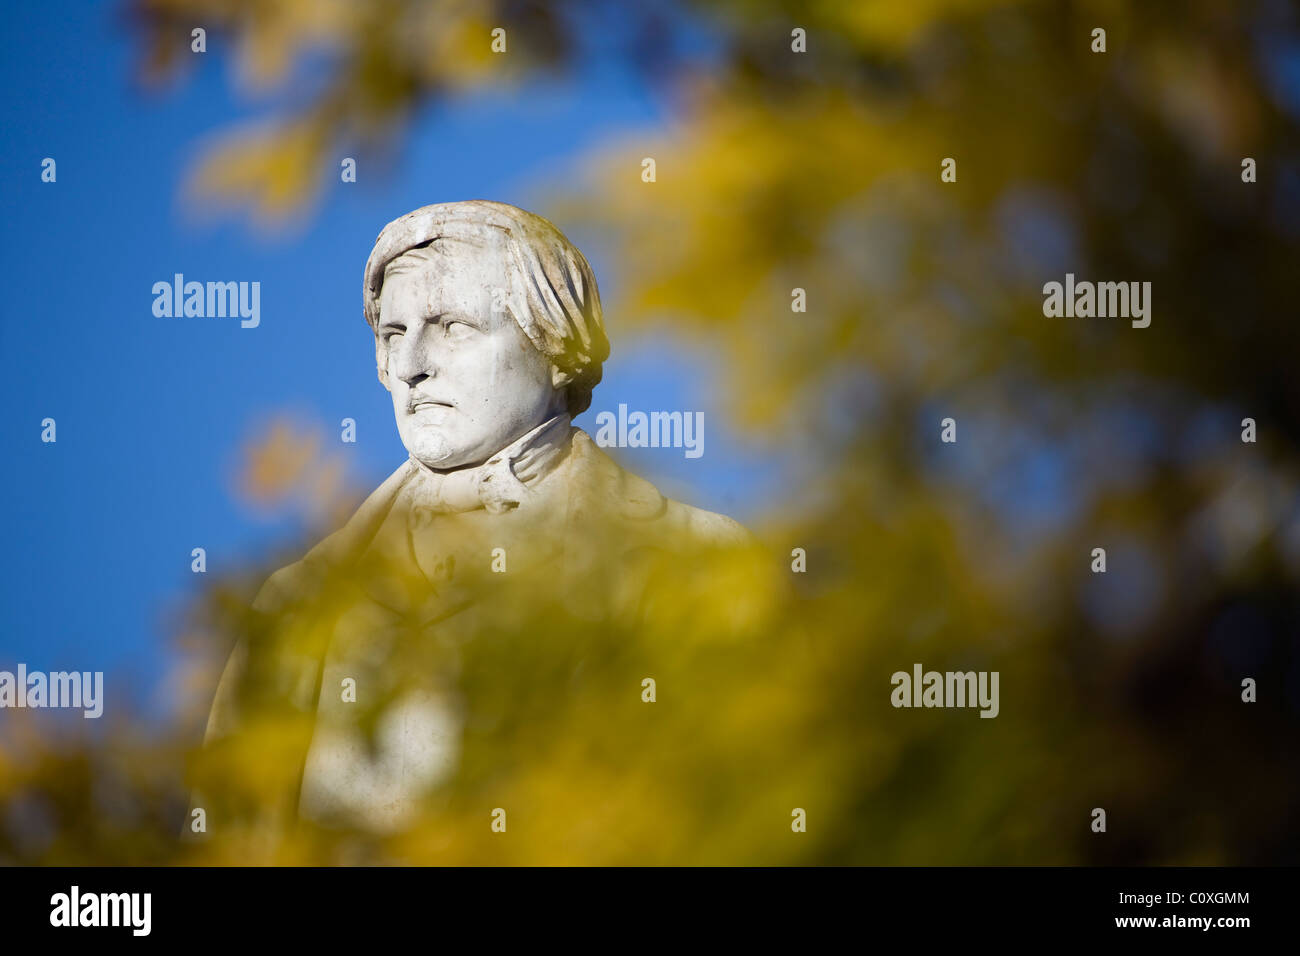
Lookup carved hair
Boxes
[363,200,609,415]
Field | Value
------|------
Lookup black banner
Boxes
[0,867,1277,942]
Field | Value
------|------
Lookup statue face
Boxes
[378,239,562,470]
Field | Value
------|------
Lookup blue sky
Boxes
[0,5,781,716]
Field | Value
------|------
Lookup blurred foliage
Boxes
[127,0,600,221]
[4,0,1300,864]
[237,415,350,521]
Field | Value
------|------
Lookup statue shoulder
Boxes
[251,458,419,614]
[664,497,755,548]
[568,429,754,548]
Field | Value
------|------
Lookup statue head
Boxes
[363,200,609,471]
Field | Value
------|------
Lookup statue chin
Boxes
[410,447,473,472]
[399,429,466,471]
[402,430,505,472]
[400,410,557,473]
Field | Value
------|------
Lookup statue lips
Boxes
[406,396,456,417]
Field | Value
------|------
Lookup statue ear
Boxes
[550,365,574,390]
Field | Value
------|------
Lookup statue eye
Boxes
[381,326,405,343]
[444,319,477,337]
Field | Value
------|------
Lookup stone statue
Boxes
[201,201,750,836]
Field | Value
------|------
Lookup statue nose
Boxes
[393,329,434,384]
